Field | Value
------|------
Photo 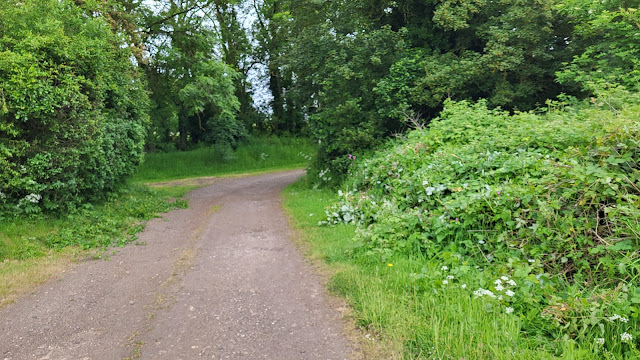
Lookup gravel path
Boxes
[0,170,355,360]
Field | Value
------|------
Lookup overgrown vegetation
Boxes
[318,93,640,358]
[284,0,640,185]
[285,183,547,359]
[0,0,149,213]
[1,0,639,356]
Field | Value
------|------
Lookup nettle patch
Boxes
[322,98,640,356]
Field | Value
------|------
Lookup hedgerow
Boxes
[0,0,149,216]
[323,95,640,356]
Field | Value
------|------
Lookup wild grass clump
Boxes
[321,95,640,357]
[133,136,314,182]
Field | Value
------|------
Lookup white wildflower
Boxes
[498,295,503,300]
[495,284,505,292]
[446,275,454,280]
[596,338,605,346]
[505,307,514,314]
[442,280,449,285]
[508,280,517,286]
[501,276,509,281]
[528,259,535,263]
[441,266,448,271]
[505,290,515,297]
[0,191,5,199]
[494,279,502,285]
[608,314,628,323]
[621,332,633,342]
[24,193,41,204]
[473,288,496,298]
[461,284,467,289]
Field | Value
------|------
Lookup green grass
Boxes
[133,136,314,182]
[282,180,597,360]
[0,185,192,262]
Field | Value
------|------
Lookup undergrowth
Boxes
[312,94,640,358]
[284,182,554,359]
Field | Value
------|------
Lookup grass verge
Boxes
[0,247,80,308]
[133,136,314,182]
[283,180,574,360]
[0,185,193,308]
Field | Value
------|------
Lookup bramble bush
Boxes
[322,94,640,356]
[0,0,149,215]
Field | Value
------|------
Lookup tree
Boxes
[0,0,149,213]
[556,0,640,95]
[282,0,577,185]
[138,0,247,151]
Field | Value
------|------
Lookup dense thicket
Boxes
[0,0,149,214]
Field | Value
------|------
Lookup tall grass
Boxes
[133,136,315,182]
[282,180,591,359]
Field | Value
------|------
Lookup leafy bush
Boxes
[322,95,640,356]
[0,0,149,214]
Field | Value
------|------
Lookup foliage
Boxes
[283,0,579,185]
[322,94,640,356]
[556,1,640,94]
[136,0,249,151]
[285,183,565,359]
[0,0,149,214]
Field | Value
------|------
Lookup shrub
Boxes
[0,0,149,215]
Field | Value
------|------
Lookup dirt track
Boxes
[0,170,355,359]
